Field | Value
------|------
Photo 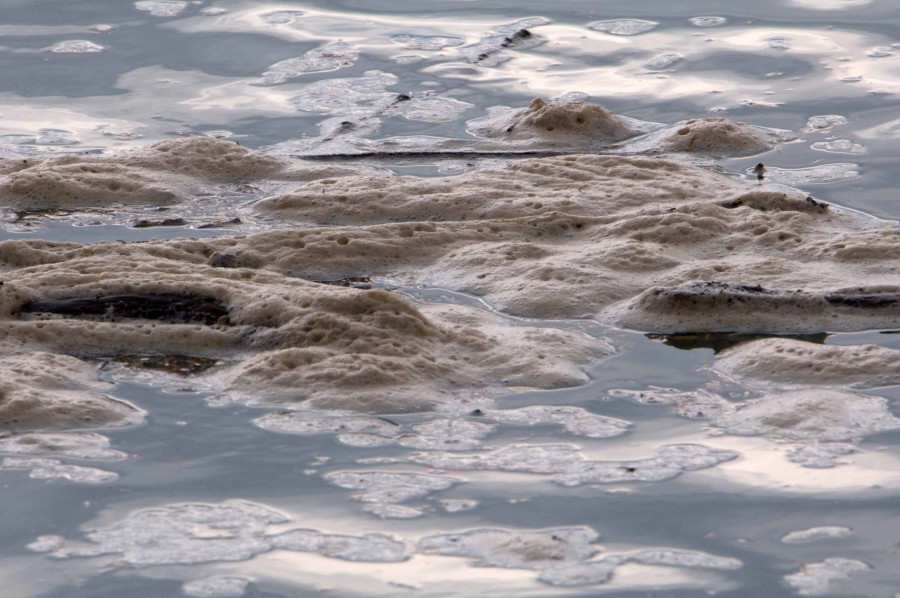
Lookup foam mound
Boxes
[0,352,143,433]
[618,282,900,334]
[658,117,774,155]
[468,98,633,146]
[0,136,371,210]
[0,253,605,412]
[3,149,896,332]
[713,338,900,387]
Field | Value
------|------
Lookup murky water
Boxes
[0,1,899,597]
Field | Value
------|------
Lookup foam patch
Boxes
[713,338,900,387]
[0,352,143,433]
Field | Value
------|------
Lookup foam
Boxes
[657,117,774,155]
[468,98,633,147]
[617,282,900,334]
[711,389,900,442]
[3,144,895,332]
[0,136,366,210]
[713,339,900,387]
[0,254,604,412]
[783,558,871,596]
[259,42,359,84]
[1,457,118,484]
[409,443,737,486]
[255,404,627,450]
[781,526,853,544]
[182,576,251,598]
[324,470,463,518]
[458,18,549,66]
[134,1,187,18]
[29,499,411,566]
[0,432,127,461]
[0,352,143,433]
[418,527,742,588]
[587,19,658,36]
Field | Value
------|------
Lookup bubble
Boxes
[587,19,658,36]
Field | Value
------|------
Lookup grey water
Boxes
[1,1,899,596]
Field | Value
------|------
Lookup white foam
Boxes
[784,557,871,595]
[711,389,900,442]
[409,443,736,486]
[259,42,359,84]
[134,1,187,18]
[0,432,126,461]
[182,576,251,598]
[48,40,104,53]
[30,499,411,565]
[1,457,118,484]
[587,20,658,36]
[781,526,853,544]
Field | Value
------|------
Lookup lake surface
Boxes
[0,1,898,596]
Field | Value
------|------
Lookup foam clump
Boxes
[182,576,251,598]
[468,98,633,146]
[409,443,736,486]
[617,282,900,334]
[0,352,143,433]
[324,470,463,518]
[0,432,127,461]
[783,558,871,596]
[28,498,411,565]
[781,526,853,544]
[2,147,896,331]
[711,389,900,442]
[0,136,369,210]
[714,338,900,387]
[1,457,118,484]
[418,527,599,569]
[658,117,774,155]
[0,254,604,412]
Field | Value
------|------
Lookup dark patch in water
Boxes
[196,217,241,229]
[22,294,230,325]
[313,276,372,289]
[105,354,220,375]
[132,217,187,228]
[647,331,829,353]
